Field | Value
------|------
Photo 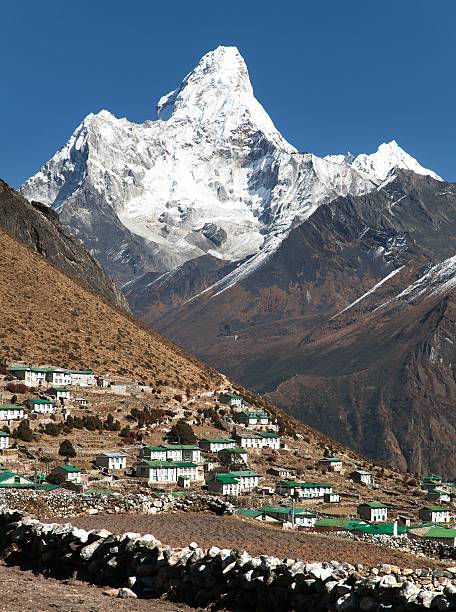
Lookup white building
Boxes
[199,438,236,453]
[96,377,111,388]
[0,404,25,421]
[228,470,259,492]
[238,410,270,427]
[73,397,89,407]
[135,460,201,483]
[207,473,240,496]
[95,452,128,470]
[45,369,72,386]
[0,431,10,449]
[260,506,317,527]
[139,445,201,463]
[25,399,55,414]
[276,481,333,499]
[357,502,388,523]
[51,464,81,484]
[324,492,340,503]
[47,387,71,402]
[69,370,96,387]
[419,506,451,524]
[259,432,280,449]
[319,457,343,472]
[219,392,244,408]
[7,366,47,385]
[268,466,293,478]
[350,469,373,485]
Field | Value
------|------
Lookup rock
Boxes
[379,575,397,588]
[117,588,137,599]
[360,596,378,611]
[335,592,358,611]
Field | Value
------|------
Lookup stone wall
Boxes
[0,490,234,518]
[1,510,456,610]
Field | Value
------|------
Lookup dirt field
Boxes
[57,511,440,569]
[0,561,192,611]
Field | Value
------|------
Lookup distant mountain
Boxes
[0,180,127,310]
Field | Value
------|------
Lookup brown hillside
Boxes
[0,227,221,391]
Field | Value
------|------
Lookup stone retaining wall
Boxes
[1,510,456,610]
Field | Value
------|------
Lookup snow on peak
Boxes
[156,46,294,151]
[326,140,442,183]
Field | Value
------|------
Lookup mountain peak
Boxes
[326,140,442,182]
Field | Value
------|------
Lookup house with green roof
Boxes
[408,526,456,546]
[228,470,259,492]
[357,501,388,523]
[135,460,201,483]
[69,370,96,387]
[419,506,451,524]
[47,387,71,402]
[238,410,270,427]
[314,518,363,531]
[207,473,240,496]
[199,437,236,453]
[352,522,407,536]
[139,444,201,463]
[219,392,244,408]
[319,457,343,472]
[276,480,332,499]
[0,404,25,421]
[0,431,9,450]
[218,446,248,467]
[426,488,451,504]
[24,398,55,415]
[259,505,317,527]
[50,464,81,484]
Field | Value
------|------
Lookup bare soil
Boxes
[57,511,441,569]
[0,561,192,611]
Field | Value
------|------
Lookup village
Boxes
[0,361,455,554]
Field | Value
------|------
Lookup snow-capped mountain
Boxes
[22,46,378,282]
[325,140,441,182]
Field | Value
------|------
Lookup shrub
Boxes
[44,422,62,437]
[59,439,76,458]
[168,419,196,445]
[14,420,34,442]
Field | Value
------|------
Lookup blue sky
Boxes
[2,0,455,186]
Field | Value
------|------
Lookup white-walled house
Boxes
[51,465,81,484]
[24,399,55,415]
[47,387,71,402]
[350,469,373,485]
[0,431,10,449]
[207,473,240,496]
[426,489,451,504]
[419,506,451,524]
[235,433,264,449]
[45,369,72,386]
[95,452,128,470]
[268,466,293,478]
[199,438,236,453]
[7,366,47,385]
[0,404,25,421]
[324,492,340,503]
[276,480,333,499]
[238,410,270,427]
[228,470,259,492]
[319,457,343,472]
[357,501,388,523]
[260,506,317,527]
[135,460,201,483]
[139,445,201,463]
[69,370,96,386]
[259,432,280,449]
[219,393,244,408]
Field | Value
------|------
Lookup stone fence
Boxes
[1,509,456,610]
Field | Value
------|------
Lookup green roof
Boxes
[58,465,80,473]
[352,523,407,535]
[228,470,259,477]
[0,432,9,437]
[358,501,388,509]
[142,446,168,452]
[235,508,263,518]
[200,438,235,444]
[0,471,18,482]
[260,432,279,439]
[319,457,342,462]
[215,474,239,484]
[426,489,450,496]
[421,527,456,539]
[165,444,199,450]
[278,480,331,489]
[259,505,316,517]
[220,393,243,399]
[235,434,263,439]
[48,387,69,392]
[239,410,269,418]
[0,482,59,490]
[27,399,53,404]
[421,506,450,512]
[68,370,94,375]
[0,404,23,410]
[219,447,247,454]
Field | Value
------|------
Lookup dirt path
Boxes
[0,561,192,611]
[55,511,440,569]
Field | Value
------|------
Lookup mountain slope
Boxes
[21,46,376,284]
[0,226,222,391]
[0,180,127,310]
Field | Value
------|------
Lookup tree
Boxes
[168,419,196,445]
[59,439,76,458]
[14,420,33,442]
